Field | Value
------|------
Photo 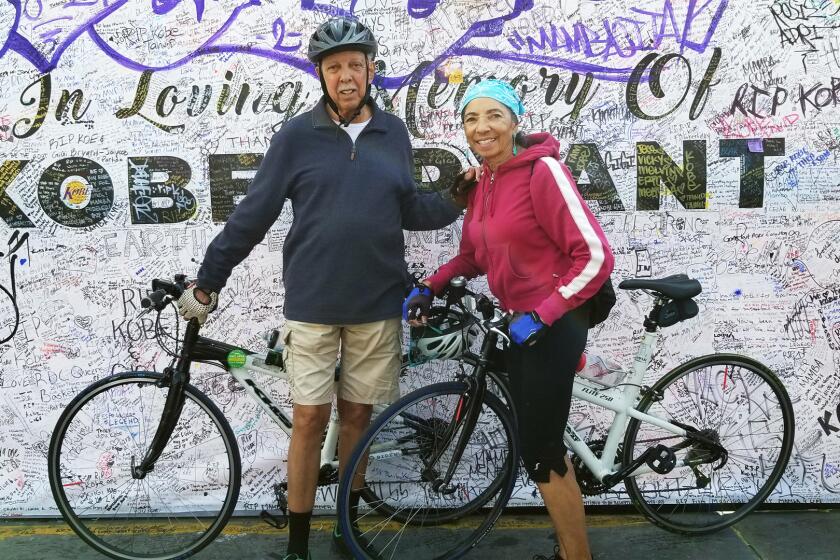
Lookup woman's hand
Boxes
[403,283,434,326]
[449,166,481,209]
[509,311,546,346]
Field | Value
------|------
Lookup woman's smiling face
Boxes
[462,97,517,169]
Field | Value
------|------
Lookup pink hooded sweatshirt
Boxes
[426,133,614,326]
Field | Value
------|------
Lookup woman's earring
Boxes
[512,135,518,156]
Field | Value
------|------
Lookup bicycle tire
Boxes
[358,370,515,525]
[48,371,242,560]
[623,353,794,534]
[338,381,518,560]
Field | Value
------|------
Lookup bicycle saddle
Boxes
[618,274,702,300]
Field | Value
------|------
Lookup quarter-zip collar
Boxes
[311,96,388,133]
[475,132,561,220]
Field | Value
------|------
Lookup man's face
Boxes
[317,50,375,118]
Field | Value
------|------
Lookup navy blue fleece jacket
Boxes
[197,98,461,324]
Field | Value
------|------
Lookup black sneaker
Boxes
[533,545,562,560]
[532,547,594,560]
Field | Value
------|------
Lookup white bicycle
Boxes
[47,274,513,560]
[337,274,796,560]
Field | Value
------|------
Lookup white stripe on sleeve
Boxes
[539,157,605,300]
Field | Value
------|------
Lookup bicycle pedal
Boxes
[645,444,677,474]
[260,509,288,530]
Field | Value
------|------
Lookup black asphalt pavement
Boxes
[1,509,837,559]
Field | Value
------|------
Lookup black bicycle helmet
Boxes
[308,16,378,127]
[307,16,378,63]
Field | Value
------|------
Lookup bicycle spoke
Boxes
[624,357,793,534]
[49,373,240,560]
[339,382,517,560]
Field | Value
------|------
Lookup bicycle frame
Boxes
[564,328,690,486]
[229,352,344,470]
[133,317,353,477]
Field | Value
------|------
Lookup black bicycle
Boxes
[336,275,795,560]
[46,275,514,560]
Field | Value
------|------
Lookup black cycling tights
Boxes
[505,306,588,483]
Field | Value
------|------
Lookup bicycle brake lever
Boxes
[135,307,152,319]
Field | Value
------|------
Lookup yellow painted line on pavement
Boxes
[0,514,647,540]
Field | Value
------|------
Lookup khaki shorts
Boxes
[282,318,401,405]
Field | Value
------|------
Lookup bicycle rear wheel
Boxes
[339,381,518,560]
[48,371,241,560]
[623,354,794,534]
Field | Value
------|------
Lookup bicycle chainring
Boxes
[572,439,622,496]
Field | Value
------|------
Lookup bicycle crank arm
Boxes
[601,445,676,488]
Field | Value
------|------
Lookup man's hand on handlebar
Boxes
[177,284,218,325]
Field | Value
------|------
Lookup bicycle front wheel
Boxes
[623,354,794,534]
[358,370,515,525]
[48,371,242,560]
[339,381,518,560]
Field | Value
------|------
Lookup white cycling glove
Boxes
[177,286,218,325]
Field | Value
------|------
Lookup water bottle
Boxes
[575,352,627,387]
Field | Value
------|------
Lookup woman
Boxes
[404,80,614,560]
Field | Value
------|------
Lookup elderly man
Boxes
[177,15,462,560]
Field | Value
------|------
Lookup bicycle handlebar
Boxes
[141,275,189,312]
[438,277,511,333]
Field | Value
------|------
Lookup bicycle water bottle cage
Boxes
[645,444,677,474]
[265,349,284,368]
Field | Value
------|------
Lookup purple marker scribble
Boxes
[2,0,727,88]
[747,138,763,153]
[407,0,439,19]
[87,0,261,73]
[152,0,207,22]
[0,0,21,61]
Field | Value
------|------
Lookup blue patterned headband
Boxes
[459,79,526,120]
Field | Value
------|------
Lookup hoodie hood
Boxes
[476,132,561,219]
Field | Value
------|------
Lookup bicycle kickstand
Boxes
[260,482,289,530]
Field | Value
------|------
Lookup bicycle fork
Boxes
[131,319,199,479]
[423,331,498,494]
